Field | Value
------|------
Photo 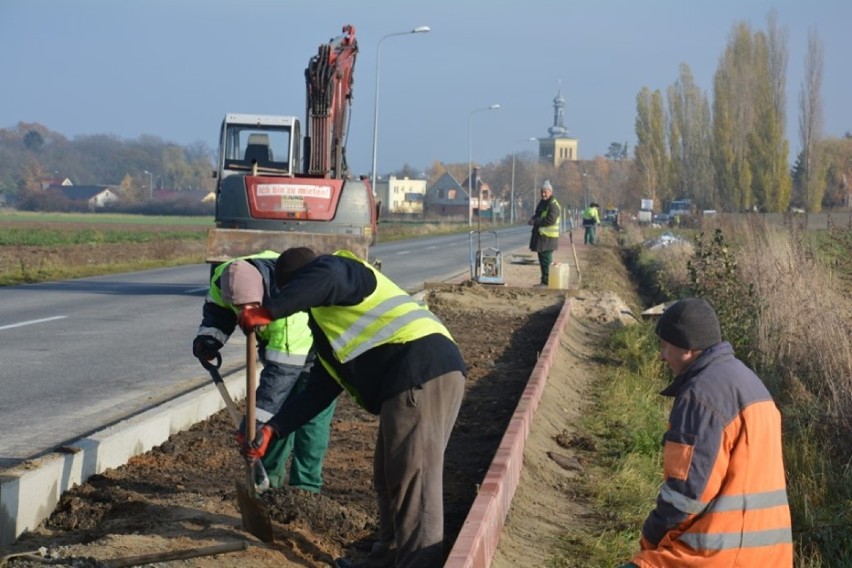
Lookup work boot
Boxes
[333,540,395,568]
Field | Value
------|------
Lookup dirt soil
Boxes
[1,231,642,567]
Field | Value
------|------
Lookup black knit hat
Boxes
[275,247,317,286]
[655,297,722,350]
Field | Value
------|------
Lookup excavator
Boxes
[205,25,378,267]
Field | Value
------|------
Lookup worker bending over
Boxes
[193,251,335,492]
[238,247,466,568]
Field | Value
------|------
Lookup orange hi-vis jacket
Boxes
[633,342,793,567]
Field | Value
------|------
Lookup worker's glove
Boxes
[240,424,276,462]
[192,335,223,361]
[237,306,273,334]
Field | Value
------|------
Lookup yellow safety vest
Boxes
[538,198,561,238]
[311,250,454,405]
[210,251,312,365]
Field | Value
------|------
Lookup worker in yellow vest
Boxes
[582,201,601,245]
[193,252,335,492]
[237,247,467,568]
[528,179,561,286]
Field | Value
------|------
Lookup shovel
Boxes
[198,353,270,492]
[234,331,275,543]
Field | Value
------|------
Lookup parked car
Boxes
[602,208,619,226]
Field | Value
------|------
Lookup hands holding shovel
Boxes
[238,424,276,462]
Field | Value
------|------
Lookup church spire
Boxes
[548,81,569,138]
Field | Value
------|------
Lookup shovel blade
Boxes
[235,479,274,543]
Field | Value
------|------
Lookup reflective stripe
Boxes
[660,486,790,517]
[197,325,228,345]
[329,295,439,361]
[337,306,444,363]
[264,350,309,366]
[256,407,274,423]
[707,489,790,513]
[659,484,707,515]
[679,527,793,550]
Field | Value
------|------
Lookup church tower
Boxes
[538,85,578,168]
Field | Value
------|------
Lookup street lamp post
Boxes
[510,137,537,224]
[467,104,500,226]
[370,26,430,197]
[144,170,154,200]
[582,172,589,208]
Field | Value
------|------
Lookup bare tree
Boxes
[798,27,826,212]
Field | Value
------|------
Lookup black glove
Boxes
[192,335,223,361]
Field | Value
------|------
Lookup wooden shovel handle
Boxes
[246,332,257,442]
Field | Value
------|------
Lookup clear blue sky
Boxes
[2,0,850,177]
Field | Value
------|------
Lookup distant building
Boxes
[424,169,493,219]
[373,176,427,216]
[424,172,468,218]
[49,185,119,209]
[538,86,579,169]
[40,177,73,190]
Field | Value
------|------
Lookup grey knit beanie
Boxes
[655,297,722,350]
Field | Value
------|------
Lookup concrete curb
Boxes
[0,372,249,546]
[444,296,574,568]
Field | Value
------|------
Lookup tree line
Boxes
[0,122,215,212]
[4,13,850,218]
[633,13,851,213]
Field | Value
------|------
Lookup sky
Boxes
[2,0,851,178]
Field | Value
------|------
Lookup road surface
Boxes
[0,228,531,468]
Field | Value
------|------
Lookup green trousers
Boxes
[261,375,336,492]
[537,250,554,285]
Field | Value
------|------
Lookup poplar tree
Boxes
[713,18,791,213]
[634,87,669,206]
[798,28,826,212]
[712,23,754,211]
[667,63,715,209]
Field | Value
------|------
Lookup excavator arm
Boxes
[304,24,358,179]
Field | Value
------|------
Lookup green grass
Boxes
[546,322,669,567]
[0,210,213,225]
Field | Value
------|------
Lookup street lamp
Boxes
[510,137,537,224]
[143,170,154,200]
[370,26,430,197]
[582,172,589,208]
[468,104,500,226]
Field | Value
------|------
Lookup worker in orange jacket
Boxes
[619,298,792,568]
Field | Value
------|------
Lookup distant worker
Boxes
[581,202,601,245]
[237,247,467,568]
[528,179,561,287]
[192,252,335,492]
[618,298,792,568]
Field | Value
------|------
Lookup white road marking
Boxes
[395,250,411,255]
[0,315,67,331]
[185,287,209,294]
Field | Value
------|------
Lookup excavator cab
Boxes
[219,114,298,177]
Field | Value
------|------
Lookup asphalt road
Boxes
[0,227,531,468]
